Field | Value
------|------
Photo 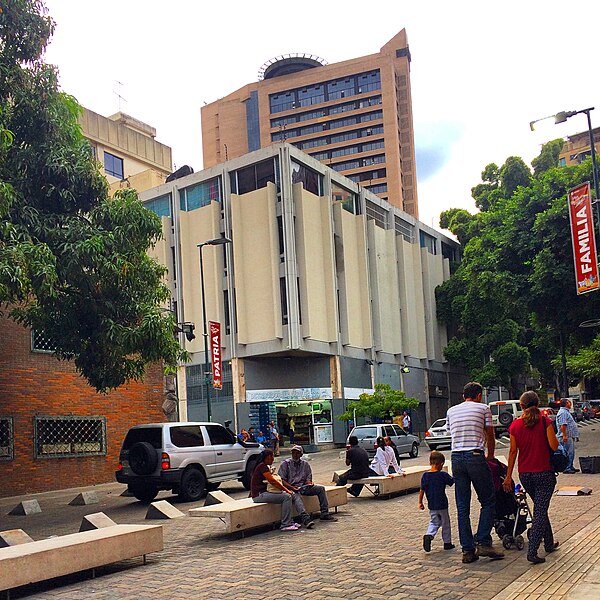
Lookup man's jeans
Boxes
[451,451,495,552]
[299,484,329,515]
[560,438,576,471]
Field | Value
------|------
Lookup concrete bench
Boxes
[333,465,449,498]
[189,485,347,534]
[0,524,163,594]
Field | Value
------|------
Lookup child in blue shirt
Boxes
[419,450,455,552]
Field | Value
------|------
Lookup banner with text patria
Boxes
[209,321,222,389]
[568,182,599,295]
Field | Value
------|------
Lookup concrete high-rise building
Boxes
[201,30,419,217]
[140,143,462,444]
[558,126,600,168]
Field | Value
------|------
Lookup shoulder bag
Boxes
[542,416,568,473]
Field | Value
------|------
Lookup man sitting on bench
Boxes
[335,435,371,497]
[279,445,338,521]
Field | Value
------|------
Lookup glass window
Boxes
[206,424,235,445]
[298,109,326,122]
[330,131,359,144]
[330,116,358,130]
[366,183,388,194]
[357,70,381,93]
[298,84,325,107]
[34,416,107,458]
[280,277,288,325]
[419,231,437,254]
[353,426,377,439]
[0,417,13,460]
[271,115,298,128]
[122,426,163,450]
[104,152,123,178]
[329,102,356,115]
[362,140,385,152]
[327,77,356,100]
[360,110,383,122]
[235,159,277,195]
[332,183,359,215]
[310,151,330,161]
[144,194,172,218]
[291,160,323,196]
[393,425,408,436]
[331,145,359,158]
[270,91,296,113]
[180,177,222,211]
[170,425,204,448]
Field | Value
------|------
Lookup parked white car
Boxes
[424,418,451,450]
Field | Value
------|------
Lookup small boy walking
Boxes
[419,450,455,552]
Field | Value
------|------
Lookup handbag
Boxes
[542,416,568,473]
[264,470,284,493]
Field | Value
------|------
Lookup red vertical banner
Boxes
[568,182,599,295]
[209,321,222,389]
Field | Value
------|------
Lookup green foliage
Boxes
[438,147,600,394]
[338,384,419,421]
[0,0,186,391]
[566,335,600,380]
[531,139,563,177]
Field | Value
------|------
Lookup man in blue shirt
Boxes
[556,399,580,474]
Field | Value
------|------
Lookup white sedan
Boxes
[424,418,452,450]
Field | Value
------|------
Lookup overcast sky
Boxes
[43,0,600,230]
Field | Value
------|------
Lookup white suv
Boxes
[116,422,263,502]
[489,400,523,430]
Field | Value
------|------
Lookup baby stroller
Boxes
[487,458,532,550]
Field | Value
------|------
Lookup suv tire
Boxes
[409,443,419,458]
[206,482,221,492]
[179,468,207,502]
[499,412,513,426]
[242,458,258,490]
[128,483,159,503]
[129,442,158,475]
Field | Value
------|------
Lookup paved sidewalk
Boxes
[1,424,600,599]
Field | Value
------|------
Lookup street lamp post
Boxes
[197,237,232,422]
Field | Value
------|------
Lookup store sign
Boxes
[246,387,333,402]
[568,182,599,295]
[209,321,222,389]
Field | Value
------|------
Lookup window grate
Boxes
[31,330,57,353]
[365,200,387,229]
[33,416,107,458]
[0,417,14,460]
[395,216,414,243]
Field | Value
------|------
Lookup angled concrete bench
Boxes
[333,465,448,498]
[0,524,163,594]
[189,485,347,535]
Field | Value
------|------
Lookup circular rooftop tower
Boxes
[258,53,328,81]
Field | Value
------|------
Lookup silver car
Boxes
[347,424,420,458]
[425,418,451,450]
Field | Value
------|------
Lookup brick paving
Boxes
[2,422,600,598]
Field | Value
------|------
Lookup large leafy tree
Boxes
[338,384,419,421]
[437,141,600,396]
[0,0,185,391]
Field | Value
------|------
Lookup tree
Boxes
[437,147,600,396]
[0,0,185,391]
[338,384,419,421]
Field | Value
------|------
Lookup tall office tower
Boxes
[201,30,418,217]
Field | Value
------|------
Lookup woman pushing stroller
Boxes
[503,391,560,564]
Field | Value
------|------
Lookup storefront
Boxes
[246,388,333,446]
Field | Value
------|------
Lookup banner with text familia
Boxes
[568,182,599,295]
[209,321,222,389]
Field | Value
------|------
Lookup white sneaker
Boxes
[281,523,300,531]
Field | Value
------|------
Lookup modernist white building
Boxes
[140,143,462,444]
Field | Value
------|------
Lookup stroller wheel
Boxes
[515,535,524,550]
[502,534,513,550]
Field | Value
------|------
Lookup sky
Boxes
[43,0,600,231]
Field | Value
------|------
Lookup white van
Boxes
[488,400,524,429]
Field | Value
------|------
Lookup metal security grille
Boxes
[33,416,106,458]
[0,417,13,460]
[31,330,57,353]
[395,216,414,243]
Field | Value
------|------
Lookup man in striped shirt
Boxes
[447,382,504,563]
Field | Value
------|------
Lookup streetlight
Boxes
[197,237,232,422]
[530,107,599,201]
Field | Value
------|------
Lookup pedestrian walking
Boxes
[446,381,504,563]
[419,450,455,552]
[402,410,412,433]
[503,391,560,564]
[269,420,280,456]
[556,398,579,474]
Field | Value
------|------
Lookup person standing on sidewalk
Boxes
[446,381,504,564]
[556,398,580,474]
[503,391,560,564]
[402,411,412,433]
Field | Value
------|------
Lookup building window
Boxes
[232,158,279,195]
[365,200,387,229]
[33,416,107,458]
[366,183,388,194]
[558,157,566,167]
[357,70,381,93]
[420,231,437,255]
[0,417,14,460]
[270,91,296,113]
[395,216,414,243]
[298,84,325,107]
[31,330,57,353]
[104,152,124,179]
[327,77,356,100]
[179,177,222,211]
[280,277,288,325]
[144,194,172,218]
[223,289,231,335]
[291,160,323,196]
[332,183,360,215]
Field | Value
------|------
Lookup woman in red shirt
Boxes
[504,391,560,564]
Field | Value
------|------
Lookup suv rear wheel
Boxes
[499,412,513,426]
[179,468,207,502]
[128,483,159,503]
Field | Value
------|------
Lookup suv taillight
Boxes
[117,461,123,471]
[161,453,170,470]
[346,444,351,450]
[424,431,431,437]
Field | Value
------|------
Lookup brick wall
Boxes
[0,316,165,498]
